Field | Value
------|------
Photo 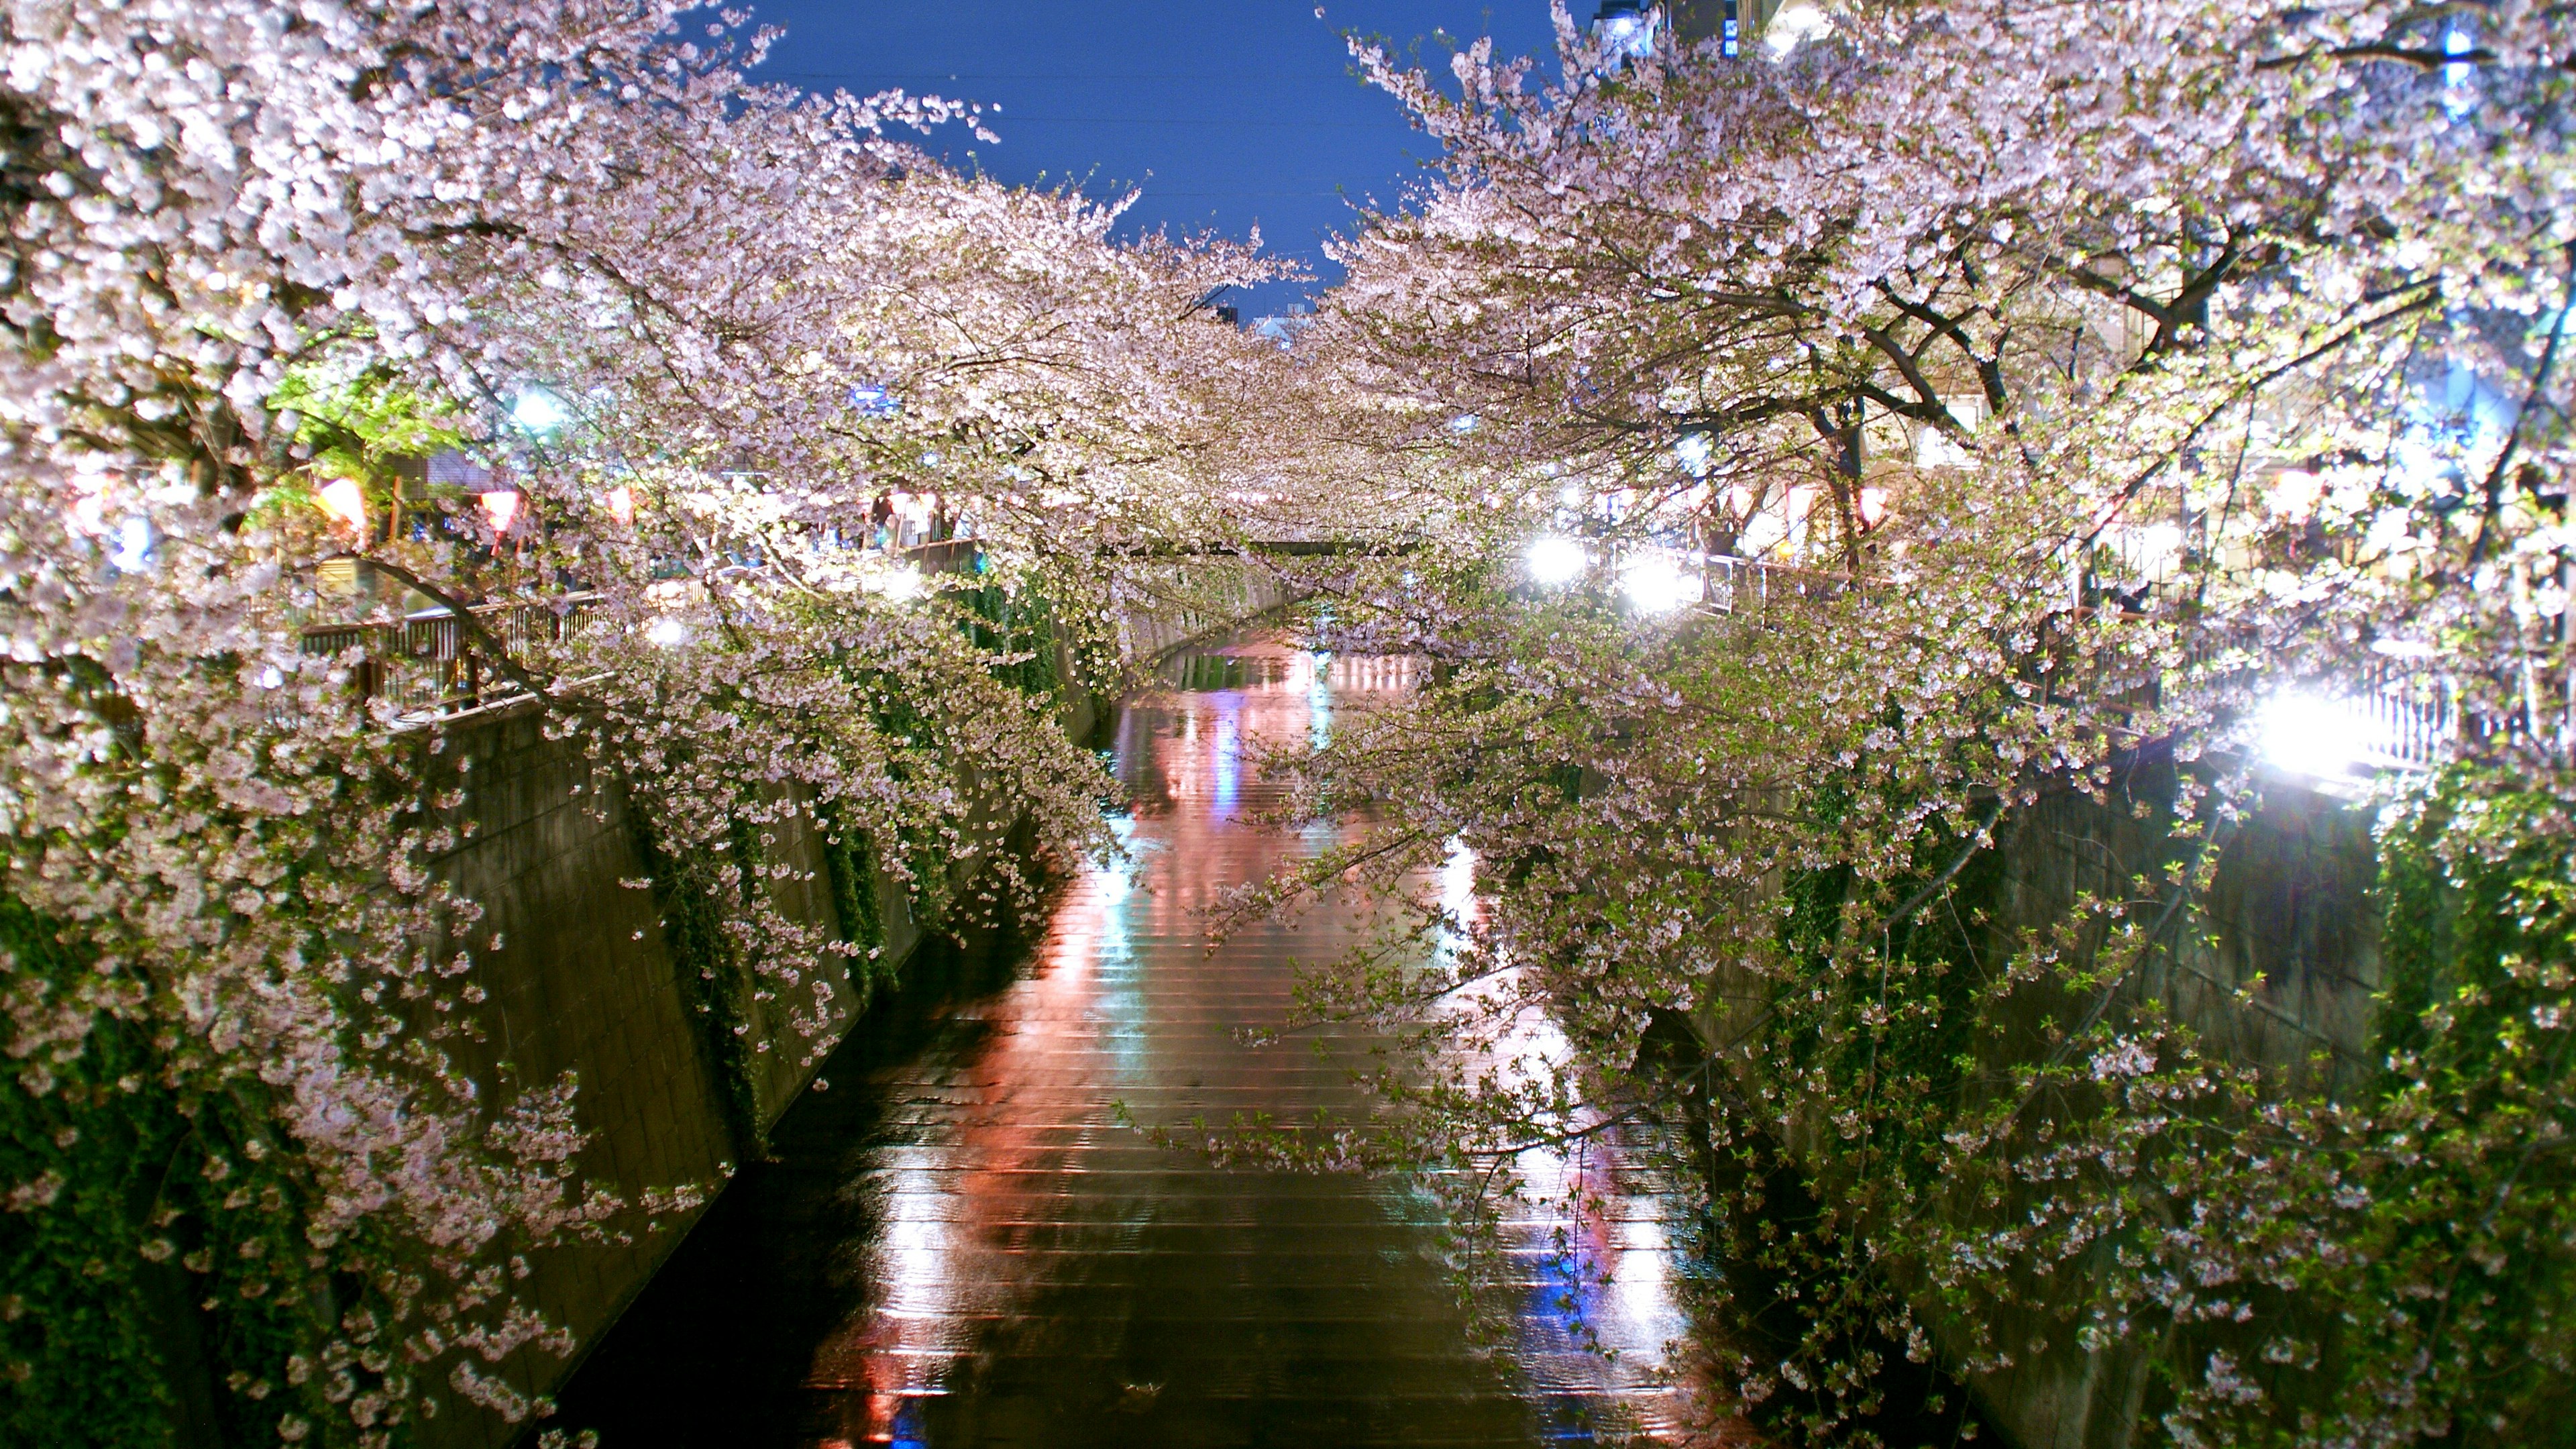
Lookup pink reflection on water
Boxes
[800,638,1703,1446]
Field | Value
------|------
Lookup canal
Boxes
[551,637,1700,1447]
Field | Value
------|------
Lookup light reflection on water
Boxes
[555,635,1705,1448]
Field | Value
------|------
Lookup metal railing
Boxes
[1683,552,2485,776]
[292,539,978,727]
[1697,551,1862,614]
[301,596,595,724]
[2343,659,2463,772]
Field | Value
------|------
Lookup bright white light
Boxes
[1619,554,1699,614]
[1673,432,1712,478]
[647,617,690,649]
[1917,423,1974,468]
[1593,9,1652,59]
[865,565,928,602]
[1437,837,1479,958]
[317,477,370,536]
[1766,0,1833,55]
[2109,521,2185,583]
[2258,691,2373,775]
[109,516,153,572]
[1524,535,1587,586]
[1450,413,1481,435]
[510,388,570,434]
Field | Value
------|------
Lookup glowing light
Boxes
[2266,470,2324,521]
[317,477,370,537]
[865,565,928,602]
[509,387,569,434]
[646,616,690,648]
[2110,521,2185,583]
[1450,413,1481,435]
[2443,27,2477,115]
[109,516,153,572]
[1525,535,1587,586]
[2257,690,2372,775]
[1591,1,1654,59]
[1438,837,1479,957]
[1917,423,1974,468]
[604,483,635,525]
[1766,0,1833,55]
[1858,486,1889,528]
[1619,553,1699,614]
[1673,431,1712,478]
[476,489,522,537]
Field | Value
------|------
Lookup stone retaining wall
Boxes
[390,672,1100,1449]
[1686,765,2385,1449]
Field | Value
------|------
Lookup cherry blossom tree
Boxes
[1,2,1285,1443]
[1255,3,2576,1444]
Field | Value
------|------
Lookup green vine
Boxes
[625,817,765,1163]
[814,799,890,1011]
[1,895,412,1449]
[961,581,1063,702]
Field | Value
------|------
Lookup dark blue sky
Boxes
[739,2,1564,314]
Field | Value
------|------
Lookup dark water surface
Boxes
[553,641,1696,1448]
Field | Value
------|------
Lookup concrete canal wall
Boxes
[1947,775,2381,1449]
[379,670,1104,1449]
[402,706,935,1449]
[1687,764,2385,1449]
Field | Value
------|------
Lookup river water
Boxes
[553,638,1703,1448]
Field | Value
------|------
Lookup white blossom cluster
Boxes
[1,1,1289,1441]
[1248,3,2576,1444]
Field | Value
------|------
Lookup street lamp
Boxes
[1525,535,1587,586]
[1619,552,1699,614]
[509,386,570,437]
[1765,0,1832,56]
[2257,690,2373,777]
[1592,1,1658,61]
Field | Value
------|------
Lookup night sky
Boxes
[735,1,1568,315]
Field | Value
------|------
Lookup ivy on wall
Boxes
[626,818,769,1165]
[1,896,411,1449]
[962,583,1062,702]
[1,580,1088,1446]
[814,799,890,1012]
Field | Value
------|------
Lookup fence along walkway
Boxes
[303,541,2487,773]
[297,543,991,727]
[1668,547,2478,775]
